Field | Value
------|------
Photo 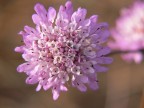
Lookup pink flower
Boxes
[15,1,112,100]
[109,1,144,63]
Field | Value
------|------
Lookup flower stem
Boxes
[108,49,144,56]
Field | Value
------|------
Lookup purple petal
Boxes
[55,18,69,28]
[60,85,68,91]
[65,1,73,19]
[32,14,41,25]
[90,15,98,23]
[15,46,25,53]
[36,84,42,91]
[97,30,110,43]
[17,62,36,72]
[77,82,87,92]
[26,75,38,84]
[52,87,60,100]
[93,65,108,72]
[34,3,47,21]
[95,57,113,64]
[72,78,87,92]
[43,83,53,91]
[18,31,27,37]
[24,26,35,34]
[89,22,109,36]
[96,47,111,57]
[71,8,87,23]
[90,34,100,41]
[48,7,56,23]
[88,81,99,90]
[79,19,91,27]
[77,75,88,83]
[22,54,32,61]
[17,63,29,72]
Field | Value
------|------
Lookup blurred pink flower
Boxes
[109,1,144,63]
[15,1,112,100]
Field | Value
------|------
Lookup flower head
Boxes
[15,1,112,100]
[109,1,144,63]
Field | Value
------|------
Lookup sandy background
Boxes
[0,0,144,108]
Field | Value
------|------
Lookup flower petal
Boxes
[96,47,111,57]
[60,85,68,91]
[32,14,41,25]
[34,3,47,21]
[71,8,87,23]
[26,75,38,84]
[88,81,99,90]
[15,46,25,53]
[95,57,113,64]
[52,86,60,100]
[89,22,109,36]
[17,63,32,72]
[65,1,73,19]
[36,84,42,91]
[48,7,56,23]
[93,65,108,72]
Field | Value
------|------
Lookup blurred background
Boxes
[0,0,144,108]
